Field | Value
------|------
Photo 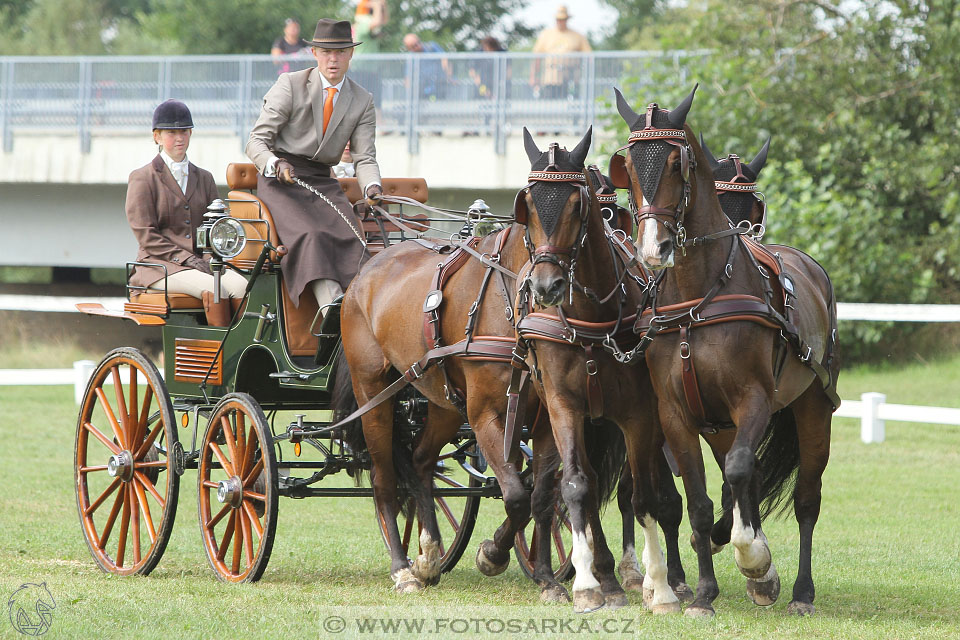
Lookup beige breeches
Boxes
[148,268,248,299]
[310,278,344,310]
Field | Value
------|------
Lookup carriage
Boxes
[72,165,571,583]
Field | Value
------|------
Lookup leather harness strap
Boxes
[678,326,709,428]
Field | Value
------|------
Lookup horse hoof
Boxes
[573,587,605,614]
[392,568,424,593]
[683,605,716,619]
[689,533,724,555]
[411,533,442,585]
[651,600,682,615]
[475,540,509,577]
[622,576,644,592]
[642,587,654,609]
[787,600,816,616]
[673,582,695,603]
[603,590,628,610]
[540,584,571,604]
[746,564,780,607]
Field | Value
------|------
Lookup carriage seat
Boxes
[124,291,203,315]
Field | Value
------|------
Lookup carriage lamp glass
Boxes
[209,217,247,258]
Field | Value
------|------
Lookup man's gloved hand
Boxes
[186,255,213,275]
[365,183,383,207]
[276,159,297,185]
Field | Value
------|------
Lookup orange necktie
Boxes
[322,87,337,135]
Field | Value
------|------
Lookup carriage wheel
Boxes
[198,393,278,583]
[514,475,575,582]
[377,443,482,574]
[74,347,179,576]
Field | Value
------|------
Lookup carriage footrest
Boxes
[269,371,310,381]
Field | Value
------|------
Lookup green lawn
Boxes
[1,360,959,638]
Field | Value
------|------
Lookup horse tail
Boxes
[755,408,801,520]
[584,418,626,510]
[330,349,420,514]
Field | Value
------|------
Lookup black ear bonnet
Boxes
[627,108,676,204]
[701,135,769,226]
[515,128,591,237]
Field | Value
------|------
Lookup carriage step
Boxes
[269,371,310,381]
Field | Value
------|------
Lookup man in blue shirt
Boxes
[403,33,451,101]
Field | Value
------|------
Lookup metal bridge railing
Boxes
[0,51,705,155]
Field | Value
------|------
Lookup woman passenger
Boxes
[125,99,247,326]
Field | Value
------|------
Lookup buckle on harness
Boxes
[585,359,598,376]
[406,362,425,380]
[679,341,691,359]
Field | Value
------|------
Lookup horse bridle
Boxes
[619,103,696,250]
[714,153,767,232]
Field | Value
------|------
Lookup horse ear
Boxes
[667,83,698,128]
[748,137,771,176]
[699,133,721,172]
[570,126,592,168]
[615,87,643,130]
[523,127,541,164]
[513,189,529,225]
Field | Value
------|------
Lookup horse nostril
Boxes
[547,277,565,301]
[658,238,673,257]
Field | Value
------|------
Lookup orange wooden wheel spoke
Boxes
[232,510,243,574]
[84,421,121,455]
[128,366,140,446]
[435,496,459,530]
[240,508,254,567]
[217,511,236,562]
[134,471,165,509]
[110,366,131,446]
[552,524,566,560]
[85,478,121,516]
[209,442,236,476]
[244,426,257,478]
[221,415,239,464]
[401,512,414,551]
[135,421,163,460]
[133,460,167,469]
[242,501,263,540]
[99,489,125,550]
[236,412,247,476]
[133,478,157,544]
[202,480,219,490]
[80,465,109,473]
[207,504,231,529]
[137,385,155,441]
[116,487,131,567]
[529,533,539,563]
[129,484,142,565]
[244,490,266,502]
[434,473,466,488]
[94,387,126,450]
[242,458,263,487]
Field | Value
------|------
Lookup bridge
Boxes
[0,50,698,269]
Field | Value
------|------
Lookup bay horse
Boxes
[611,86,840,617]
[511,128,683,613]
[335,128,628,608]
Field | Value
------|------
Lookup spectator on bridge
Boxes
[403,33,451,101]
[272,18,309,74]
[353,0,389,55]
[246,19,382,314]
[125,100,247,327]
[530,5,591,99]
[469,36,505,99]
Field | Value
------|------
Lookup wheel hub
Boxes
[107,450,134,481]
[216,476,244,508]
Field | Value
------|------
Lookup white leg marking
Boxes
[639,515,679,607]
[585,523,595,553]
[412,530,441,581]
[730,503,771,572]
[571,530,601,593]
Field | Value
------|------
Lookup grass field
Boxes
[1,356,959,639]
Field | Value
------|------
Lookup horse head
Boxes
[515,126,593,307]
[701,134,770,229]
[610,85,699,270]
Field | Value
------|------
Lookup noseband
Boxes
[621,103,695,248]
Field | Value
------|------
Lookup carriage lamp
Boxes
[196,199,247,304]
[458,198,491,238]
[209,218,247,259]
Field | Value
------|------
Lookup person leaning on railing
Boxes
[124,99,247,327]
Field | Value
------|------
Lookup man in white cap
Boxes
[531,5,592,99]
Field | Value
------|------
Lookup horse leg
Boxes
[616,464,645,592]
[703,430,736,554]
[786,386,832,616]
[655,451,694,602]
[528,423,571,603]
[409,403,462,587]
[585,484,628,610]
[469,406,530,579]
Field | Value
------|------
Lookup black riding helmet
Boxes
[152,99,194,130]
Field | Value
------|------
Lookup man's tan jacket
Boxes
[245,67,381,191]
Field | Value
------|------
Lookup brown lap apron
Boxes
[257,153,367,306]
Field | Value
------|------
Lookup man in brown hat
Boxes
[530,5,592,99]
[246,18,382,312]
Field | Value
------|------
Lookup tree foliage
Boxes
[606,0,960,361]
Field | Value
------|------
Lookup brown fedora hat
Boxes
[306,18,361,49]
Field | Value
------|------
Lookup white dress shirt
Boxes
[160,150,189,194]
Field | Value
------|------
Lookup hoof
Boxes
[411,532,442,585]
[540,583,571,604]
[787,600,816,616]
[689,533,724,555]
[642,587,654,609]
[746,563,780,607]
[651,600,682,615]
[622,576,644,592]
[573,587,605,614]
[619,563,644,592]
[392,568,424,593]
[602,590,628,610]
[673,582,695,603]
[475,539,509,577]
[683,605,716,619]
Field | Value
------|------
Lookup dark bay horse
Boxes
[336,129,627,607]
[612,87,839,617]
[512,128,683,613]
